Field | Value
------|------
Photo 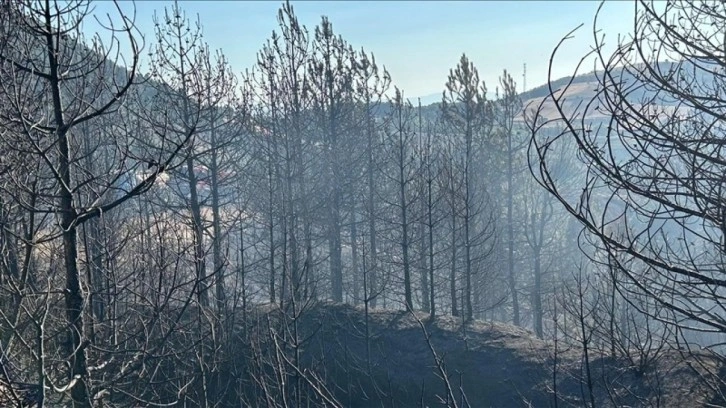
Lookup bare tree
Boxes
[308,17,359,303]
[528,0,726,403]
[0,1,193,405]
[355,50,390,309]
[416,106,445,317]
[531,0,726,351]
[441,54,495,321]
[141,1,213,307]
[196,45,246,314]
[381,88,421,310]
[493,70,525,327]
[248,1,325,306]
[440,142,462,317]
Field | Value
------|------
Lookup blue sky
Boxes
[88,1,635,100]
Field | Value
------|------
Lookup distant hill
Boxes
[411,61,708,126]
[517,61,707,124]
[520,70,600,102]
[412,92,443,106]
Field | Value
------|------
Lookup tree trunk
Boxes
[428,176,436,317]
[186,155,209,307]
[46,14,90,403]
[366,105,378,308]
[82,133,105,328]
[419,221,430,313]
[507,135,520,326]
[351,208,360,305]
[267,140,277,304]
[285,154,300,303]
[450,209,459,317]
[328,119,343,302]
[464,203,473,321]
[533,248,543,338]
[210,119,226,313]
[399,126,412,310]
[329,187,343,302]
[61,193,90,408]
[464,126,473,321]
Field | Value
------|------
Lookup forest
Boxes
[0,0,725,407]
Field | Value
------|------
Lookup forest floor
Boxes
[258,301,726,407]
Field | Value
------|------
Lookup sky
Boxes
[86,1,636,102]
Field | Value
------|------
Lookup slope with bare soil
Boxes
[279,302,725,407]
[3,301,722,407]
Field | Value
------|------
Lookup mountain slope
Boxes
[235,302,725,407]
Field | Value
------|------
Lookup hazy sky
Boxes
[88,1,635,100]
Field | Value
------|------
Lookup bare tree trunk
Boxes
[417,99,430,314]
[82,131,105,329]
[329,190,343,302]
[400,151,412,310]
[327,127,343,302]
[295,121,313,301]
[578,287,596,408]
[419,221,430,313]
[284,146,300,304]
[210,119,225,313]
[266,138,277,304]
[607,264,617,358]
[46,19,91,405]
[507,134,520,326]
[280,188,288,308]
[464,127,473,321]
[186,154,209,308]
[366,103,379,308]
[60,179,90,408]
[351,208,360,305]
[303,207,313,300]
[464,202,473,321]
[450,207,459,317]
[533,248,543,338]
[238,222,247,319]
[428,179,436,317]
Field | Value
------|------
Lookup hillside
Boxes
[411,62,706,126]
[231,302,724,407]
[517,61,707,125]
[1,298,723,407]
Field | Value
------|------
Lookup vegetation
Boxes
[0,0,725,406]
